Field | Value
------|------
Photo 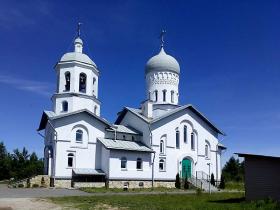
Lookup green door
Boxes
[182,159,192,178]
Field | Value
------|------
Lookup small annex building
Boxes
[236,153,280,202]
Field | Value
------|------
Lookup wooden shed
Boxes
[236,153,280,201]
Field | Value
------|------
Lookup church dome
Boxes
[59,37,96,67]
[145,47,180,74]
[60,52,96,66]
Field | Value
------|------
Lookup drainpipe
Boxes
[48,120,57,180]
[148,123,155,188]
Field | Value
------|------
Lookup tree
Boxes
[0,142,12,180]
[175,173,181,189]
[222,156,244,182]
[219,175,225,189]
[210,173,215,186]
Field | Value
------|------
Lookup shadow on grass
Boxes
[209,197,245,204]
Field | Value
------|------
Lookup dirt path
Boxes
[0,198,64,210]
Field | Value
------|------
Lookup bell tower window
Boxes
[62,101,68,112]
[163,90,166,102]
[65,72,70,91]
[171,91,174,103]
[155,90,158,102]
[79,73,87,93]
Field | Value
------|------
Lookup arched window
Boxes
[159,158,166,171]
[79,73,87,93]
[154,90,158,102]
[62,101,68,112]
[176,130,180,149]
[160,140,164,154]
[205,144,209,158]
[171,91,174,103]
[65,72,70,91]
[94,106,97,115]
[76,129,83,142]
[136,158,142,170]
[67,153,74,167]
[92,77,96,94]
[121,157,127,169]
[183,125,187,143]
[191,133,195,150]
[163,90,166,102]
[132,136,135,141]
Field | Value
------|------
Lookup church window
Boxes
[159,158,166,171]
[67,153,74,167]
[136,158,142,170]
[176,130,180,149]
[183,125,187,143]
[155,90,158,102]
[160,140,164,154]
[94,106,97,115]
[163,90,166,102]
[76,129,83,142]
[65,72,70,91]
[171,91,174,103]
[62,101,68,112]
[132,136,135,141]
[205,144,209,158]
[191,133,195,150]
[79,73,87,93]
[121,157,127,170]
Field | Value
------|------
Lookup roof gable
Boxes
[37,109,112,131]
[115,104,225,136]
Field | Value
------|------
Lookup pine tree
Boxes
[210,173,215,186]
[175,173,181,189]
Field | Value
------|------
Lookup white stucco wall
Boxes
[47,112,107,178]
[108,150,152,180]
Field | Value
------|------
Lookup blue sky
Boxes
[0,0,279,165]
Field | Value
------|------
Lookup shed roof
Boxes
[98,138,154,153]
[235,153,280,160]
[106,124,141,135]
[72,168,105,176]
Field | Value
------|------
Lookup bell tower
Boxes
[52,23,101,116]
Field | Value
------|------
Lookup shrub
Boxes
[26,179,30,188]
[18,183,24,188]
[175,173,181,189]
[32,184,39,188]
[210,173,215,186]
[219,175,225,189]
[183,178,189,189]
[196,188,202,196]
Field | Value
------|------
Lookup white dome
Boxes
[60,52,96,66]
[145,47,180,74]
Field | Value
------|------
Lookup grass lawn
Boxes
[225,182,245,191]
[50,192,280,210]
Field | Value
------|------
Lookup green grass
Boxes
[225,182,245,191]
[80,187,186,193]
[50,192,280,210]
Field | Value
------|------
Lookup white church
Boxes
[38,27,226,189]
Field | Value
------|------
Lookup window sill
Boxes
[159,170,166,172]
[159,153,166,156]
[121,168,127,171]
[137,169,143,171]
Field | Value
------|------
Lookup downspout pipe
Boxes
[148,123,155,188]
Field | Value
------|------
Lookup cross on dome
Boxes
[77,22,82,38]
[159,29,166,48]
